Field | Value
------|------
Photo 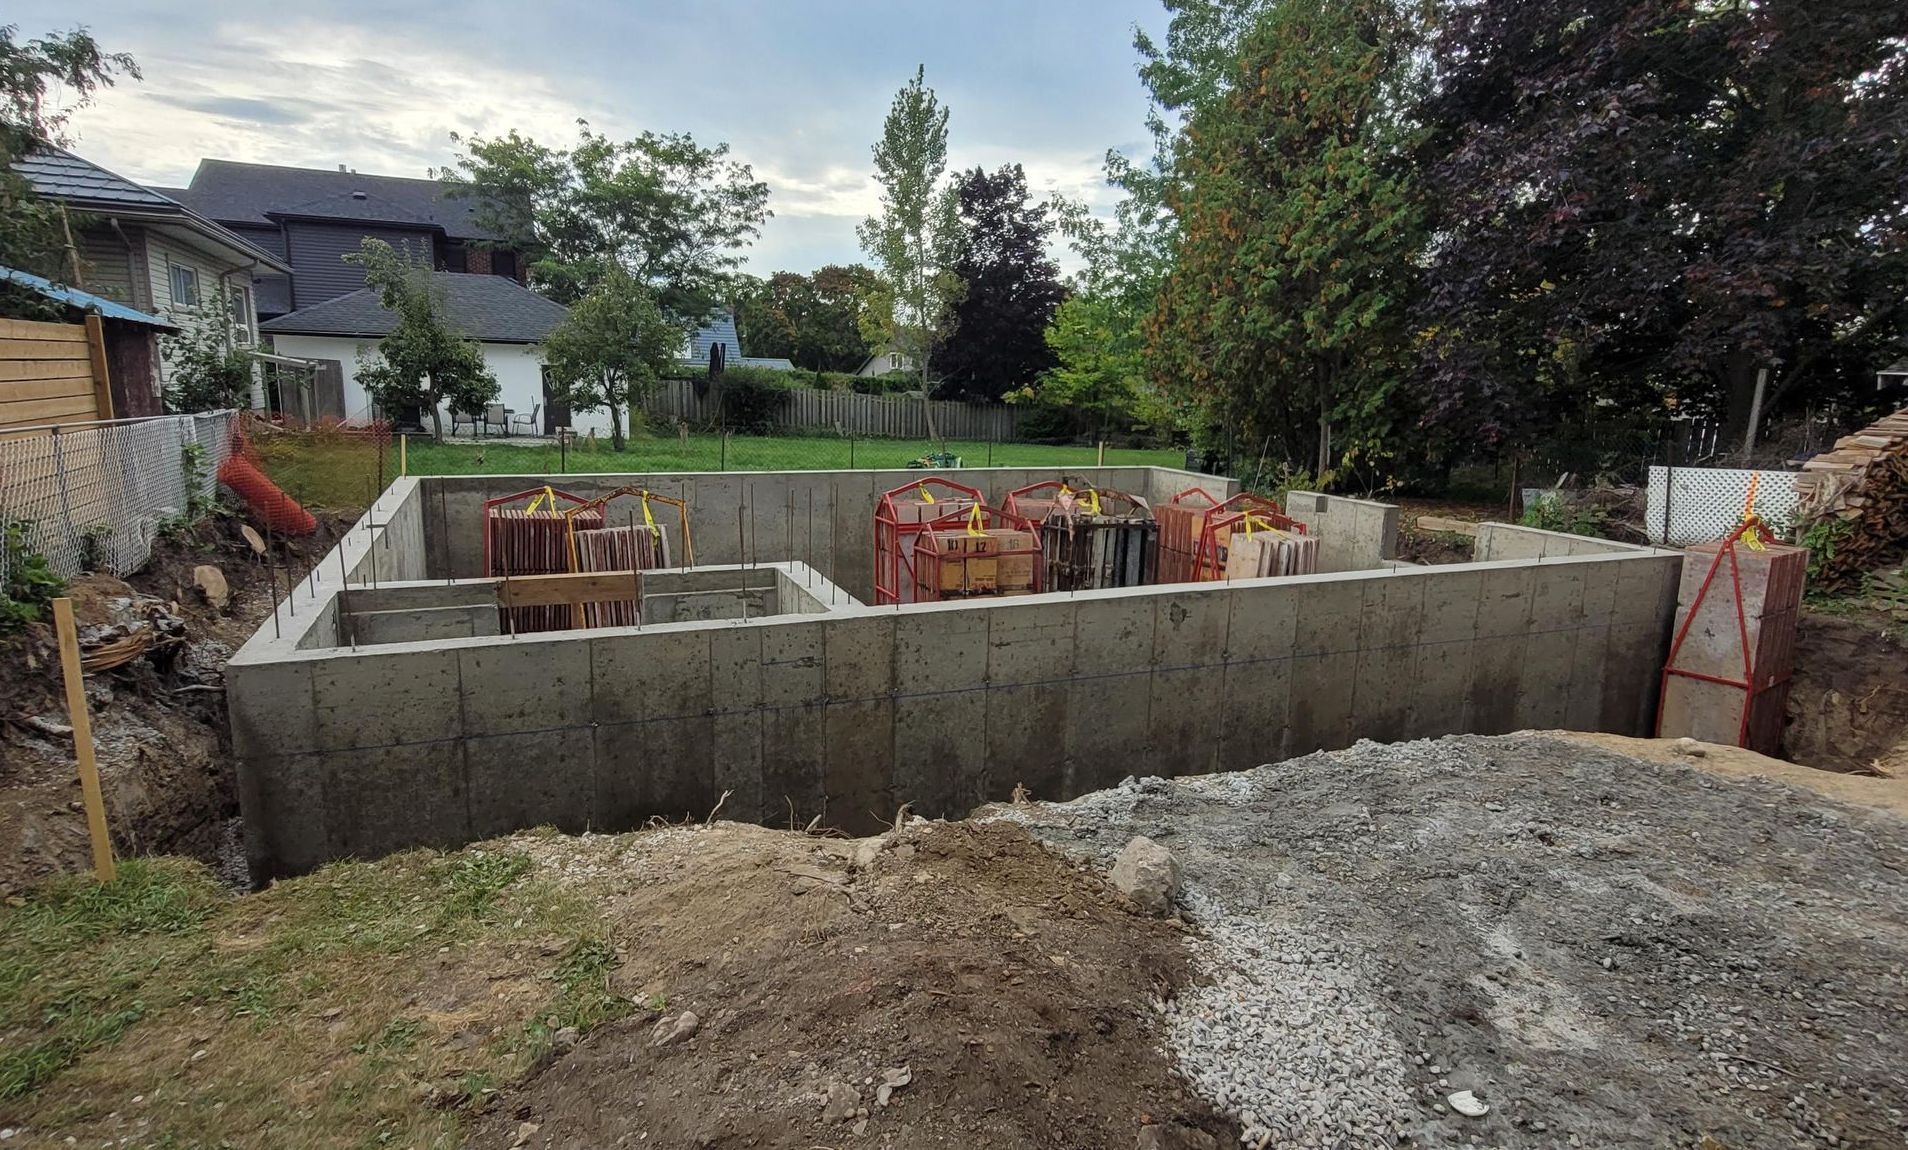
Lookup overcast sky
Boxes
[15,1,1166,275]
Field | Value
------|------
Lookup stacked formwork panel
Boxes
[910,505,1044,601]
[1194,494,1307,582]
[484,488,604,634]
[1658,521,1806,754]
[1156,487,1221,584]
[873,478,983,605]
[1020,484,1158,592]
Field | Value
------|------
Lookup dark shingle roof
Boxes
[12,148,291,272]
[13,148,178,207]
[258,272,567,343]
[170,159,502,239]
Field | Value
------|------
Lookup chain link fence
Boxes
[0,410,239,585]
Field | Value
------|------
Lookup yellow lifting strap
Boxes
[1241,512,1283,540]
[965,504,987,537]
[641,491,659,535]
[918,485,935,504]
[525,485,560,516]
[1740,474,1766,552]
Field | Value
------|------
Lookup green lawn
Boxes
[255,432,1184,510]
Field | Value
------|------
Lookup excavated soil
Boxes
[1784,608,1908,777]
[467,820,1230,1150]
[0,512,347,893]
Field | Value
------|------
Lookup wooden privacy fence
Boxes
[0,315,113,432]
[642,378,1030,442]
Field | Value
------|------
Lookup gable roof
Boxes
[169,158,504,240]
[12,148,292,273]
[258,272,567,343]
[0,265,178,330]
[679,310,794,371]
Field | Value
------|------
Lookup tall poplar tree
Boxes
[857,66,962,390]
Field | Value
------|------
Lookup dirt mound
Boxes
[997,733,1908,1148]
[468,820,1229,1150]
[0,510,350,894]
[1784,608,1908,776]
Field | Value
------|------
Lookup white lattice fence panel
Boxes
[1645,465,1798,546]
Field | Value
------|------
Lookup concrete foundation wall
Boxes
[1284,492,1399,572]
[229,546,1684,877]
[1474,523,1657,562]
[418,467,1238,603]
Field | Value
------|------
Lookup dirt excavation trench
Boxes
[457,732,1908,1150]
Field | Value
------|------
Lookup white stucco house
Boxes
[855,345,915,378]
[258,272,611,434]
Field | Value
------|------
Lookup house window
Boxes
[491,251,518,279]
[888,352,902,369]
[441,243,468,273]
[169,263,201,310]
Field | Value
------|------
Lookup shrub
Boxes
[715,366,795,433]
[1,516,64,631]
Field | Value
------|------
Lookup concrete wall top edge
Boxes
[237,543,1678,668]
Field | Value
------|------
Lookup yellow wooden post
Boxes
[400,433,408,477]
[52,598,116,882]
[1097,440,1107,467]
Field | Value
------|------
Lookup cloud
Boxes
[32,1,1166,274]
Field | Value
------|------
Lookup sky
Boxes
[15,0,1168,276]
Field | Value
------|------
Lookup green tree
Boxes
[1150,0,1421,478]
[162,287,254,412]
[440,122,771,316]
[0,25,137,295]
[346,239,498,440]
[936,165,1066,401]
[857,66,963,391]
[540,266,683,452]
[733,264,879,372]
[1021,293,1175,439]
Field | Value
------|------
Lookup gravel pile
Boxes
[993,733,1908,1148]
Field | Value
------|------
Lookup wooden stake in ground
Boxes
[52,597,117,882]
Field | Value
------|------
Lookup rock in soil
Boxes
[1109,834,1181,914]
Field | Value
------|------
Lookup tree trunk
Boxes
[1718,350,1766,461]
[427,387,444,441]
[1315,410,1331,479]
[608,397,625,452]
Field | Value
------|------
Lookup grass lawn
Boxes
[0,847,618,1147]
[253,431,1185,511]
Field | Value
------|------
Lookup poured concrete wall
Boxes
[1284,492,1399,572]
[229,544,1684,877]
[1474,522,1655,562]
[418,467,1237,603]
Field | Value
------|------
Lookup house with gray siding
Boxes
[12,148,291,416]
[158,160,522,321]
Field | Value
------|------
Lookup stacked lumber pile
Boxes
[1796,407,1908,592]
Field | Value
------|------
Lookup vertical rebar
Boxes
[628,506,642,629]
[806,489,815,589]
[265,516,281,641]
[736,506,747,619]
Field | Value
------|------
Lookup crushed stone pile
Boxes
[990,732,1908,1149]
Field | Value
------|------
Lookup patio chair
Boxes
[510,404,541,437]
[450,408,478,437]
[483,402,509,437]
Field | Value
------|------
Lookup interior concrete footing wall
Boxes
[228,479,1684,878]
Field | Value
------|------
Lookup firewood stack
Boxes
[1795,407,1908,593]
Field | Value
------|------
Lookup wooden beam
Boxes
[0,392,99,428]
[53,598,117,883]
[1414,515,1479,537]
[83,313,114,421]
[496,570,643,609]
[0,375,98,401]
